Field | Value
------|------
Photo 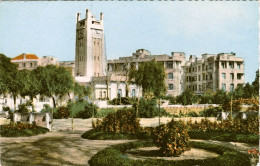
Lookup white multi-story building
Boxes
[184,53,245,94]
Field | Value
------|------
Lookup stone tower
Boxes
[75,9,107,82]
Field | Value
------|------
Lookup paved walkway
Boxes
[0,118,259,166]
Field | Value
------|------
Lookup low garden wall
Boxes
[13,112,52,131]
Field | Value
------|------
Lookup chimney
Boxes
[23,53,26,59]
[100,12,103,21]
[86,9,89,18]
[77,13,80,22]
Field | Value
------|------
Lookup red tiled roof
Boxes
[12,53,39,60]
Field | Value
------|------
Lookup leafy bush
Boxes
[0,122,49,137]
[2,106,10,112]
[93,108,140,133]
[133,98,170,118]
[16,104,29,114]
[186,111,198,117]
[199,107,221,117]
[108,97,137,105]
[186,117,259,134]
[53,106,70,119]
[76,102,97,119]
[96,108,115,118]
[41,104,52,113]
[189,131,259,144]
[81,129,151,140]
[152,119,190,156]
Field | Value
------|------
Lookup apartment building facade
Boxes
[107,49,186,97]
[184,53,245,94]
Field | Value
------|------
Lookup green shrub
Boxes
[133,98,170,118]
[0,122,49,137]
[68,101,89,117]
[53,106,70,119]
[186,111,198,117]
[93,108,140,133]
[152,119,190,156]
[41,104,52,113]
[96,108,115,118]
[186,117,259,134]
[81,129,151,140]
[199,107,221,117]
[76,102,98,119]
[16,104,29,114]
[108,97,137,105]
[3,106,10,112]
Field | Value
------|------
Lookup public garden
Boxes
[0,54,259,165]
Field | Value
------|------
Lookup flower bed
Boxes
[89,141,251,166]
[0,122,49,137]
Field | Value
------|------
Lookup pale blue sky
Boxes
[0,2,258,83]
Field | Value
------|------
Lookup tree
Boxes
[213,90,229,105]
[74,82,92,101]
[243,82,254,99]
[35,65,74,108]
[176,89,198,105]
[252,70,259,97]
[19,69,40,112]
[0,54,18,96]
[233,84,244,100]
[129,59,166,98]
[198,90,214,104]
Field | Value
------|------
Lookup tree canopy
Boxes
[129,59,166,98]
[35,65,74,108]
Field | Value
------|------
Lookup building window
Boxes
[198,66,201,71]
[199,85,202,91]
[168,73,173,79]
[30,63,33,67]
[118,89,122,98]
[104,91,106,98]
[222,83,226,92]
[237,62,241,69]
[199,75,201,81]
[132,89,136,97]
[237,73,243,80]
[221,62,227,69]
[229,62,234,69]
[167,62,173,69]
[230,73,234,80]
[230,84,234,92]
[23,63,26,67]
[4,99,7,104]
[209,74,212,80]
[99,91,102,99]
[168,84,174,90]
[222,73,226,79]
[203,74,206,80]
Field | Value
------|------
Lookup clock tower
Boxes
[75,9,107,81]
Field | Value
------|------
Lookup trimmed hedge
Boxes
[189,131,259,144]
[89,141,251,166]
[82,128,258,145]
[81,129,151,140]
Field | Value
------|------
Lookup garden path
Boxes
[0,119,132,166]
